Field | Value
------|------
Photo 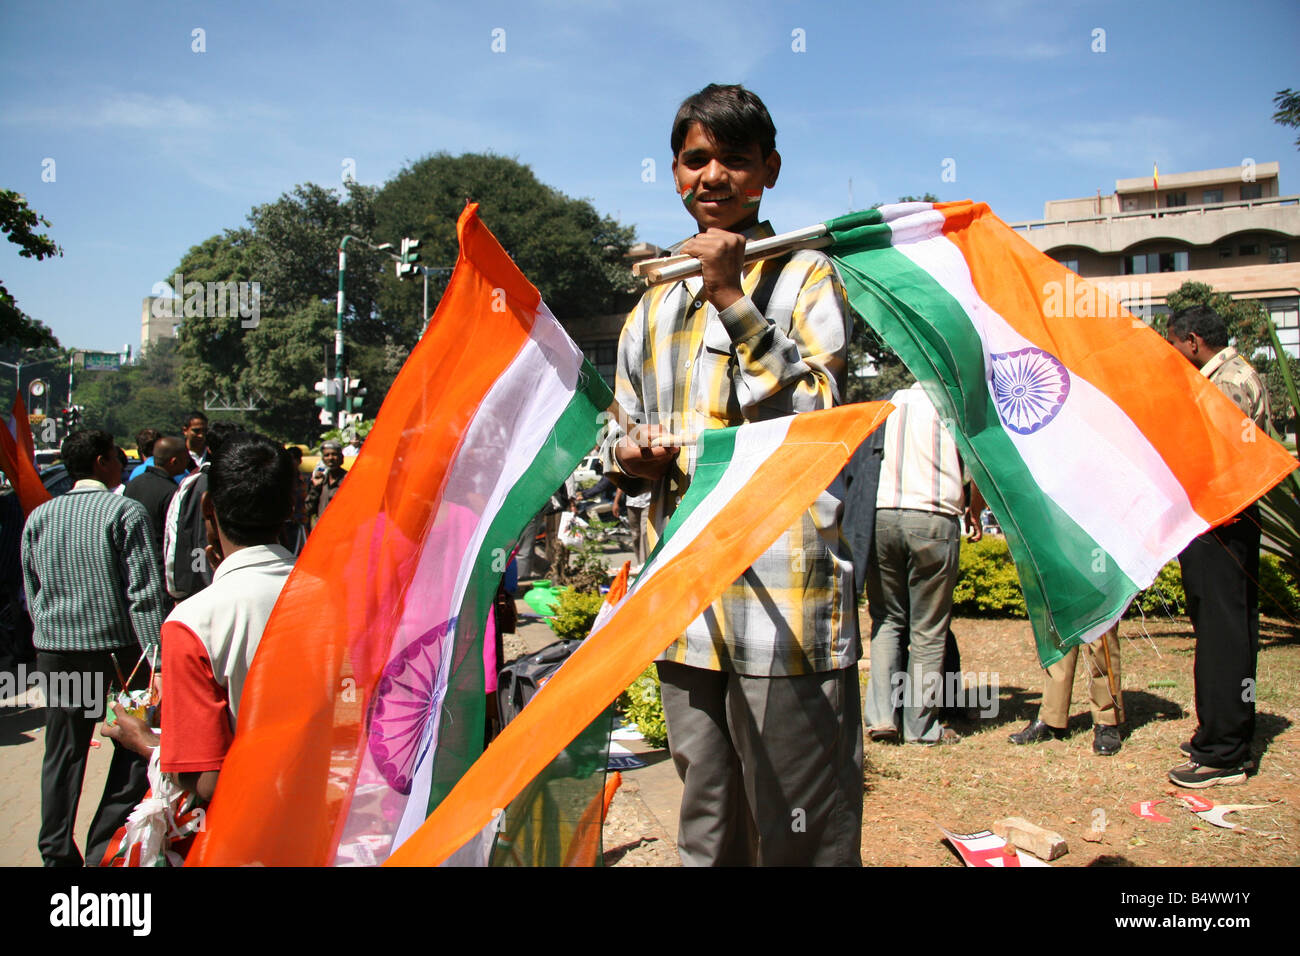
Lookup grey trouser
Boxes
[863,509,961,743]
[657,660,863,867]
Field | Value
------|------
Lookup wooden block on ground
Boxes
[992,816,1069,861]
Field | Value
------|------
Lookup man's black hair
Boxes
[185,411,209,428]
[1168,304,1230,349]
[204,421,245,461]
[61,429,114,481]
[135,428,161,458]
[670,83,777,159]
[208,433,295,546]
[286,446,303,464]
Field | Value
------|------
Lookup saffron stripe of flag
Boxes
[384,401,894,867]
[188,204,613,866]
[0,394,50,517]
[825,201,1296,665]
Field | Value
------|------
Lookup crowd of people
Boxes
[9,411,351,866]
[4,81,1277,869]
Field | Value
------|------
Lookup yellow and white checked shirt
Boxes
[603,222,858,676]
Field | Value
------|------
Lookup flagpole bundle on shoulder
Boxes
[633,223,832,285]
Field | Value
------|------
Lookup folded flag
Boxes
[0,393,50,516]
[825,201,1297,665]
[385,400,894,866]
[188,204,614,866]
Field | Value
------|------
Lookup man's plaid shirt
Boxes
[603,222,859,676]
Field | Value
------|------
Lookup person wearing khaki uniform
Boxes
[1010,624,1123,754]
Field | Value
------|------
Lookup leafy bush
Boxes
[618,666,668,749]
[952,537,1027,616]
[1260,552,1300,619]
[1129,562,1185,617]
[549,588,605,641]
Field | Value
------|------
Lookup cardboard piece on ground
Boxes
[1131,799,1171,822]
[991,816,1069,861]
[1196,804,1269,831]
[939,827,1051,867]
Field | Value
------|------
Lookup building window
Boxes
[1057,258,1079,273]
[1270,243,1289,265]
[1202,189,1224,204]
[580,340,618,388]
[1124,251,1189,274]
[1218,246,1233,259]
[1164,192,1187,208]
[1239,243,1260,257]
[1241,183,1263,201]
[1123,198,1137,211]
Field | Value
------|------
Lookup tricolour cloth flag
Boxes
[825,201,1297,665]
[0,393,50,517]
[188,204,614,866]
[385,400,893,866]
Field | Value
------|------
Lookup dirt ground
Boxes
[601,610,1300,867]
[859,612,1299,866]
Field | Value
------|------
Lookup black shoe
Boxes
[1008,719,1068,745]
[1093,724,1122,756]
[1179,740,1192,757]
[1180,740,1257,772]
[1168,760,1248,789]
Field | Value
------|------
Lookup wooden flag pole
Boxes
[633,223,832,285]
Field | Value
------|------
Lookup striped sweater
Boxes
[21,481,168,655]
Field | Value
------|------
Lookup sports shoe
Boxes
[1179,740,1192,757]
[867,726,899,743]
[1008,719,1068,745]
[1093,724,1122,756]
[1179,741,1256,771]
[1167,760,1247,789]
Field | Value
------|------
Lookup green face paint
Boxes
[680,185,695,207]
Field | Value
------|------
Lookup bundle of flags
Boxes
[188,205,889,866]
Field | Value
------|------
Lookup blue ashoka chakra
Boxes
[989,347,1070,435]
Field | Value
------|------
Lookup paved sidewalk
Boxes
[0,681,112,867]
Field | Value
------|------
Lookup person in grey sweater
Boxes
[22,429,168,866]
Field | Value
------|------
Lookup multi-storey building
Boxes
[1010,162,1300,355]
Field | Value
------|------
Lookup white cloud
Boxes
[4,92,216,129]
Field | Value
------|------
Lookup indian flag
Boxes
[826,201,1297,665]
[189,204,614,866]
[385,400,893,867]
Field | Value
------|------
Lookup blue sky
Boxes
[2,0,1297,352]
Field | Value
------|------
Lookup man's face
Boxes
[184,419,207,454]
[672,123,780,233]
[322,447,343,469]
[1165,330,1199,365]
[97,445,123,488]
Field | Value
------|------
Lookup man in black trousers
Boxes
[21,430,169,865]
[1165,305,1270,788]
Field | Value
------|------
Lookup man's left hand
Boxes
[101,702,160,758]
[680,228,746,313]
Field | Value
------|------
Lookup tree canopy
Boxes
[1,189,61,349]
[160,155,636,444]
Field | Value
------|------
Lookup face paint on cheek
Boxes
[742,188,762,208]
[680,184,695,207]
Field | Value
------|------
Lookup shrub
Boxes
[549,588,604,641]
[618,666,668,749]
[1260,552,1300,619]
[952,537,1027,616]
[1129,562,1185,617]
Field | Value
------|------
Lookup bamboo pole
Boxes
[633,223,832,285]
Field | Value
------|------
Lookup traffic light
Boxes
[314,377,339,425]
[60,408,74,431]
[397,236,421,279]
[344,376,366,414]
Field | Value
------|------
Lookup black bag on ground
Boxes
[495,639,582,728]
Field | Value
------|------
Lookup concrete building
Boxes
[140,295,178,354]
[1010,162,1300,355]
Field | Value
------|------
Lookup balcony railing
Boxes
[1010,194,1300,232]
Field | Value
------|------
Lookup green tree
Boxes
[372,153,637,339]
[73,338,184,446]
[1,190,62,348]
[1274,88,1300,150]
